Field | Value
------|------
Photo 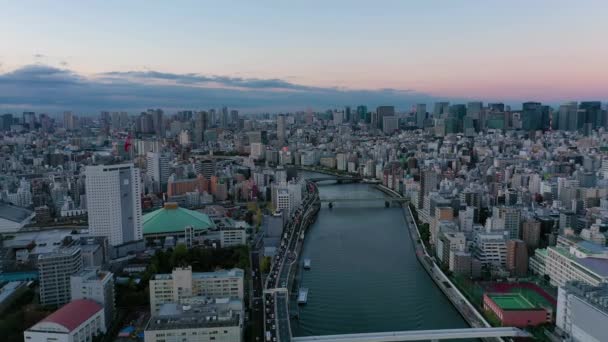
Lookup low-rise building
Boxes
[144,298,243,342]
[483,293,550,327]
[24,299,106,342]
[70,268,115,328]
[546,242,608,287]
[149,267,244,313]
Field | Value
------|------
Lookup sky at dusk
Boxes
[1,0,607,113]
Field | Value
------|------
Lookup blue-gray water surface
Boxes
[291,176,470,340]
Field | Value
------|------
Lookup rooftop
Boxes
[37,299,102,332]
[143,203,215,235]
[0,202,33,223]
[146,301,240,331]
[487,293,537,310]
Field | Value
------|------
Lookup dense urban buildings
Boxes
[3,98,608,342]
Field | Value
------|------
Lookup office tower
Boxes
[22,111,36,129]
[382,116,399,134]
[146,152,172,191]
[416,104,426,128]
[356,105,368,123]
[38,246,83,306]
[488,103,505,112]
[149,266,244,313]
[230,109,239,125]
[376,106,395,130]
[277,114,286,146]
[71,268,115,328]
[1,113,14,131]
[506,239,528,277]
[85,163,143,246]
[466,102,483,120]
[148,108,164,137]
[579,101,603,131]
[220,106,228,128]
[63,111,78,130]
[332,110,344,125]
[208,108,216,126]
[522,102,542,131]
[194,111,208,144]
[433,102,450,117]
[345,106,352,122]
[557,281,608,342]
[556,102,578,131]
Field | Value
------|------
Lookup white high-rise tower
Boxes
[85,163,142,246]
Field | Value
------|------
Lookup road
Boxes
[264,180,320,342]
[251,247,264,341]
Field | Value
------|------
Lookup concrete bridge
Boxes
[319,197,409,203]
[292,327,530,342]
[308,176,362,183]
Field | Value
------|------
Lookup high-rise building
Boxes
[146,152,172,191]
[466,102,483,120]
[230,109,239,125]
[1,113,14,131]
[382,116,399,134]
[38,246,83,306]
[356,105,368,123]
[148,108,164,137]
[85,163,143,246]
[345,106,352,123]
[416,104,426,128]
[220,106,228,128]
[557,281,608,342]
[376,106,394,130]
[194,111,208,144]
[522,101,542,131]
[71,268,115,328]
[506,239,528,277]
[433,102,450,117]
[276,114,286,146]
[149,266,244,313]
[556,102,578,131]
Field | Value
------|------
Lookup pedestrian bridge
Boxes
[292,327,530,342]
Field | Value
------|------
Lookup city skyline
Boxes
[1,0,608,112]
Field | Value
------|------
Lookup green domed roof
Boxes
[143,203,215,235]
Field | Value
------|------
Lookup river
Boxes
[291,175,470,339]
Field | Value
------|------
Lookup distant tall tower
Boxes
[466,102,483,120]
[416,104,426,128]
[376,106,395,130]
[230,110,239,126]
[277,114,286,146]
[194,111,208,144]
[220,106,229,128]
[433,102,450,117]
[85,163,143,246]
[146,152,172,192]
[149,108,164,137]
